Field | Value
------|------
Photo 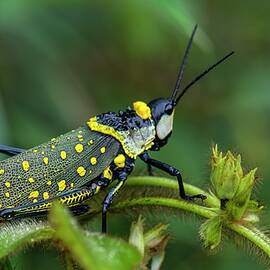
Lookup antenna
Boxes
[175,51,235,104]
[171,24,198,101]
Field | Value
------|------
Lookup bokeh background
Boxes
[0,1,269,269]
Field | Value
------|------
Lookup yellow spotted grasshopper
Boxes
[0,25,234,232]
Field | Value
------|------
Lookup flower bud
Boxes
[210,145,257,221]
[211,145,242,200]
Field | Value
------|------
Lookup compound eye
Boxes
[165,104,173,115]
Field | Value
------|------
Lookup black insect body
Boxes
[0,25,234,232]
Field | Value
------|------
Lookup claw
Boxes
[183,194,207,202]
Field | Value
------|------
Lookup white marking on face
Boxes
[156,112,174,140]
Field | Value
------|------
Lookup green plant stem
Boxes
[229,223,270,257]
[109,176,270,258]
[126,176,220,207]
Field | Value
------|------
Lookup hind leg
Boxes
[0,145,24,156]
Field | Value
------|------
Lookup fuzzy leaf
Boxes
[0,219,53,259]
[200,216,222,250]
[49,202,142,270]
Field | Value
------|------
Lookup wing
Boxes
[0,125,120,209]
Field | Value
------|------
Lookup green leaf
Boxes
[49,202,142,270]
[0,219,53,259]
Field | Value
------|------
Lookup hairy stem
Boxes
[126,176,220,207]
[109,176,270,259]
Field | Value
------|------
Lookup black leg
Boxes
[102,174,127,233]
[140,152,206,201]
[147,163,154,176]
[0,145,25,156]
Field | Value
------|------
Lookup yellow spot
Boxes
[0,204,2,208]
[5,192,10,198]
[43,192,49,200]
[33,199,38,203]
[28,177,35,183]
[100,147,106,154]
[41,151,45,155]
[88,140,94,145]
[75,143,84,153]
[103,167,113,180]
[43,157,49,165]
[77,166,86,177]
[133,101,151,120]
[114,154,126,168]
[90,157,97,165]
[22,160,30,172]
[78,134,83,139]
[51,144,55,149]
[95,186,101,194]
[47,180,52,186]
[5,182,11,188]
[58,180,66,191]
[28,191,39,199]
[60,151,67,160]
[0,169,4,175]
[79,138,84,142]
[78,130,83,134]
[51,138,56,142]
[71,183,74,188]
[33,149,38,153]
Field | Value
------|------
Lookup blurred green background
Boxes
[0,0,269,269]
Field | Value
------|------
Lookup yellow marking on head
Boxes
[58,180,66,191]
[5,181,11,188]
[75,143,84,153]
[28,177,35,183]
[33,149,38,153]
[133,101,151,120]
[43,192,49,200]
[5,192,10,198]
[71,183,74,188]
[51,144,56,149]
[47,180,52,186]
[0,169,4,175]
[43,157,49,165]
[60,150,67,160]
[90,157,97,165]
[114,154,126,168]
[41,151,45,155]
[22,160,30,172]
[77,166,86,177]
[100,147,106,154]
[28,191,39,199]
[88,140,94,145]
[33,199,38,203]
[103,167,113,180]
